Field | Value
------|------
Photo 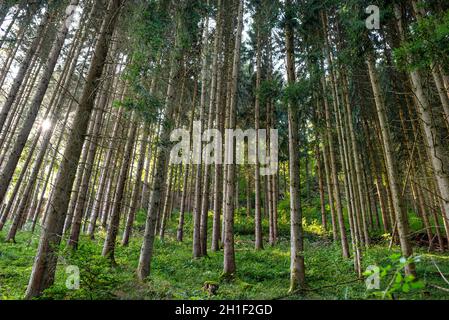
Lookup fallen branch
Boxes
[431,258,449,286]
[429,284,449,293]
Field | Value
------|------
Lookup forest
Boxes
[0,0,449,301]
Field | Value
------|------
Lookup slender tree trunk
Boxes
[316,146,327,229]
[254,29,263,250]
[285,0,305,291]
[223,0,244,277]
[192,13,210,258]
[87,106,124,238]
[211,16,228,251]
[366,53,415,276]
[177,82,197,242]
[394,3,449,232]
[103,113,138,261]
[320,125,338,241]
[200,0,222,256]
[137,19,184,279]
[320,73,350,258]
[68,86,110,248]
[122,125,149,246]
[159,165,175,239]
[0,132,40,231]
[0,9,50,130]
[0,0,80,205]
[25,0,122,298]
[5,126,55,241]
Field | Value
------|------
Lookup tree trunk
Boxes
[87,106,124,238]
[103,113,137,261]
[223,0,244,277]
[366,53,415,276]
[137,17,184,279]
[254,29,263,250]
[0,0,80,205]
[394,3,449,236]
[285,0,305,291]
[25,0,122,298]
[122,125,149,246]
[0,9,50,130]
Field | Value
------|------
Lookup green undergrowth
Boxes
[0,205,448,300]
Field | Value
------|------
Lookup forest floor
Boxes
[1,204,449,300]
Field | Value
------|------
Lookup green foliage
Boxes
[1,214,449,300]
[134,208,148,229]
[117,93,162,124]
[364,254,425,300]
[258,79,282,106]
[282,80,311,109]
[394,12,449,71]
[303,218,327,237]
[41,241,132,300]
[0,231,37,299]
[277,195,329,238]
